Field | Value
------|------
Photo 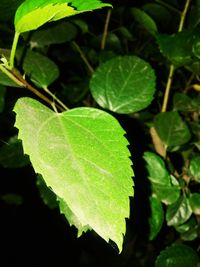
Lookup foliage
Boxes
[0,0,200,266]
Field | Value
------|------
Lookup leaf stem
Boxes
[10,32,20,68]
[43,86,69,111]
[101,8,112,50]
[72,41,94,75]
[161,0,191,113]
[0,64,24,87]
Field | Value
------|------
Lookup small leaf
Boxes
[166,195,193,226]
[15,0,112,34]
[90,56,156,114]
[189,193,200,215]
[29,21,78,47]
[131,7,158,36]
[155,244,200,267]
[154,111,191,147]
[148,196,164,240]
[0,85,6,113]
[189,155,200,183]
[0,136,30,168]
[156,27,200,66]
[173,93,196,112]
[22,49,59,88]
[152,183,180,205]
[14,97,134,252]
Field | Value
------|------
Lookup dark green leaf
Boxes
[152,183,180,205]
[166,195,192,226]
[30,21,78,47]
[156,27,200,66]
[189,155,200,182]
[22,49,59,88]
[148,196,164,240]
[0,67,20,87]
[173,93,196,112]
[175,216,197,233]
[0,136,30,168]
[1,193,23,206]
[154,111,191,147]
[155,244,200,267]
[0,85,6,113]
[90,56,156,114]
[0,0,23,22]
[189,193,200,215]
[131,8,158,36]
[14,97,134,252]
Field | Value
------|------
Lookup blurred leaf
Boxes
[154,111,191,147]
[90,56,156,114]
[155,244,200,267]
[173,93,197,112]
[189,155,200,182]
[175,216,197,233]
[175,216,199,241]
[189,193,200,215]
[166,195,192,226]
[0,0,23,22]
[22,49,59,88]
[59,198,92,237]
[148,196,164,240]
[36,175,58,209]
[0,67,20,87]
[14,97,133,252]
[1,193,23,205]
[15,0,111,33]
[152,183,180,205]
[131,8,158,36]
[71,18,89,34]
[29,21,78,48]
[0,85,6,113]
[0,136,30,168]
[156,27,200,66]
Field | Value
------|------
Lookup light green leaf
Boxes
[131,7,158,36]
[90,56,156,114]
[22,49,59,88]
[0,85,6,113]
[15,0,112,34]
[0,136,30,168]
[14,97,134,252]
[154,111,191,147]
[29,21,78,47]
[189,155,200,183]
[148,196,164,240]
[59,198,92,236]
[189,193,200,215]
[155,244,200,267]
[166,195,192,226]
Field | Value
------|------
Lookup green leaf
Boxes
[59,198,92,237]
[14,97,134,252]
[0,85,6,113]
[189,155,200,183]
[36,175,58,209]
[148,196,164,240]
[189,193,200,215]
[131,8,158,36]
[143,151,171,186]
[155,244,200,267]
[166,195,193,226]
[0,136,30,168]
[151,183,180,205]
[15,0,112,34]
[22,49,59,88]
[175,216,200,241]
[156,27,200,66]
[90,56,156,114]
[173,93,197,112]
[29,21,78,47]
[0,67,20,87]
[154,111,191,147]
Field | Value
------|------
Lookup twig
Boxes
[72,41,94,75]
[43,86,69,111]
[101,8,112,50]
[150,127,167,158]
[0,64,24,87]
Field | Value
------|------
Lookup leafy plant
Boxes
[0,0,200,266]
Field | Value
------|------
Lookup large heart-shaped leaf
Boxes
[15,0,112,34]
[90,56,156,114]
[14,97,133,251]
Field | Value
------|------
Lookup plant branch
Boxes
[11,68,64,112]
[101,8,112,50]
[43,86,69,111]
[72,41,94,75]
[161,0,191,113]
[0,64,24,87]
[10,32,20,68]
